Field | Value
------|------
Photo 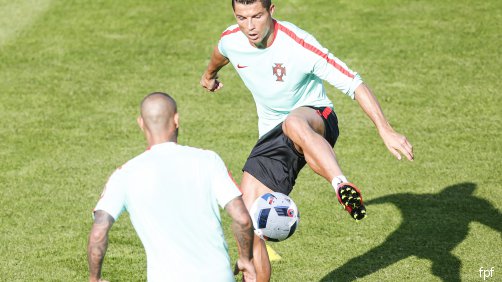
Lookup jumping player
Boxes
[200,1,414,280]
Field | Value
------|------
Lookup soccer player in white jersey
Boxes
[200,1,414,281]
[87,92,256,282]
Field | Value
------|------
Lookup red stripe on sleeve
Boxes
[220,26,241,38]
[278,24,354,78]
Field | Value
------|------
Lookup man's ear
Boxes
[137,116,144,132]
[269,4,275,16]
[174,113,179,129]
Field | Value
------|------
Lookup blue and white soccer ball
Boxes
[249,192,300,242]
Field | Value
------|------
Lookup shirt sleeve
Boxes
[306,35,363,99]
[93,168,127,221]
[209,152,242,208]
[217,38,227,59]
[218,25,239,59]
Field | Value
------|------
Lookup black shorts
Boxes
[242,106,339,195]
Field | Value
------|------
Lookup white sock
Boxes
[331,175,348,191]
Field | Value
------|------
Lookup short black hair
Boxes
[232,0,272,11]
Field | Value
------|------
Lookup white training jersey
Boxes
[218,19,363,137]
[94,142,241,282]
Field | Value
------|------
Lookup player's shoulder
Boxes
[174,144,222,161]
[106,159,131,183]
[277,20,301,31]
[109,144,224,175]
[277,20,313,39]
[220,24,241,39]
[110,151,145,175]
[113,144,166,172]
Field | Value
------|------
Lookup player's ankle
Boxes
[331,175,348,191]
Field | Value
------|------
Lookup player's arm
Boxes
[87,210,115,282]
[200,46,230,92]
[475,202,502,234]
[224,196,256,281]
[354,84,414,161]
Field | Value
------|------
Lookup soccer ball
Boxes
[249,192,300,242]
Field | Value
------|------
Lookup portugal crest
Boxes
[272,63,286,82]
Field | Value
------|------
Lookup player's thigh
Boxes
[241,171,274,209]
[283,106,325,137]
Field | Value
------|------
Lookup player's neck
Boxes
[253,20,276,49]
[146,132,178,147]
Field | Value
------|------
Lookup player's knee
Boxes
[282,115,308,136]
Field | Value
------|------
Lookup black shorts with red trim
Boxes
[242,106,339,195]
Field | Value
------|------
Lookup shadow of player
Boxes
[320,182,502,281]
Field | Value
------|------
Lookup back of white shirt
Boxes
[94,142,241,282]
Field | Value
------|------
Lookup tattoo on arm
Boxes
[226,197,254,261]
[87,210,114,280]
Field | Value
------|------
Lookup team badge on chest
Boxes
[272,63,286,82]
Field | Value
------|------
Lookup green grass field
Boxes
[1,0,500,281]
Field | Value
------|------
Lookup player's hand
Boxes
[200,74,223,92]
[379,128,414,161]
[234,259,256,282]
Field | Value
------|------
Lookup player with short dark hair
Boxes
[232,0,271,11]
[87,92,256,282]
[200,1,413,281]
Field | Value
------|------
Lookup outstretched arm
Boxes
[87,210,114,282]
[225,196,256,282]
[200,46,230,92]
[355,83,414,161]
[476,203,502,235]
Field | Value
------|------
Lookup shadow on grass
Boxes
[320,182,502,282]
